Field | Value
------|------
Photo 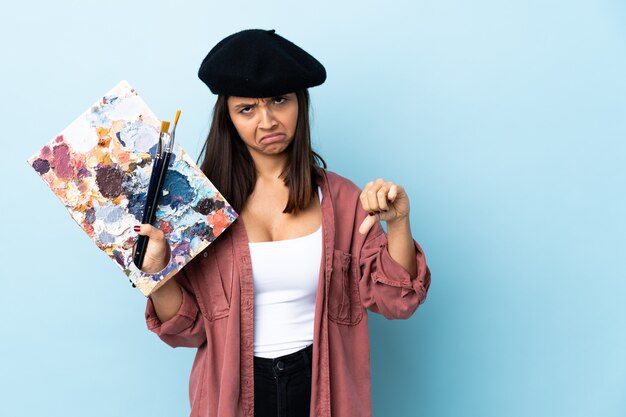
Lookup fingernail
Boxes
[134,225,140,232]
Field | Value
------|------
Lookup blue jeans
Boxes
[254,344,313,417]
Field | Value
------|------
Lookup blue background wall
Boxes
[1,1,624,416]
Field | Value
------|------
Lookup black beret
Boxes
[198,29,326,97]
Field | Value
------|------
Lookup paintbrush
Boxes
[160,110,181,176]
[133,120,171,269]
[152,109,181,220]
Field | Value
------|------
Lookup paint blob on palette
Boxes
[27,80,238,296]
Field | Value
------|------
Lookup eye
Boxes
[273,96,287,104]
[239,106,253,114]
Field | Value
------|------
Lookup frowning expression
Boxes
[227,93,298,158]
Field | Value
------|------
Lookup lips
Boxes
[259,133,286,145]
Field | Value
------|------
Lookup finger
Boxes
[366,181,383,213]
[359,213,378,235]
[377,182,393,211]
[388,184,399,203]
[360,181,374,213]
[133,224,165,240]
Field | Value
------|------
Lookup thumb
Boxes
[134,224,165,240]
[358,214,378,235]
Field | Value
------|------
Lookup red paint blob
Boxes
[52,143,73,179]
[159,219,173,234]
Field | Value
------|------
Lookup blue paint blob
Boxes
[148,143,158,158]
[95,202,124,223]
[116,131,125,147]
[99,231,115,245]
[160,170,194,210]
[127,191,147,222]
[123,173,148,222]
[85,208,96,224]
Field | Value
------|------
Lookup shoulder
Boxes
[321,169,362,197]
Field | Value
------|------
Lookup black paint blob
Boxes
[32,158,50,174]
[96,165,125,198]
[194,197,225,215]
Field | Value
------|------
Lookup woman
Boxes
[137,29,431,417]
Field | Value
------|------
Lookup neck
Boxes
[249,150,289,182]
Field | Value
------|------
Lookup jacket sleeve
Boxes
[358,223,431,320]
[144,269,207,348]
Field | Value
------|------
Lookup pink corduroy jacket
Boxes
[145,169,431,417]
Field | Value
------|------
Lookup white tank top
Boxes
[248,189,322,358]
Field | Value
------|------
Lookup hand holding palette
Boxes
[27,80,238,296]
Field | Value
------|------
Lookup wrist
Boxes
[150,276,180,298]
[386,215,411,232]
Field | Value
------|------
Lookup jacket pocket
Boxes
[188,245,230,321]
[328,249,363,325]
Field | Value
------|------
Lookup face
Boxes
[227,93,299,158]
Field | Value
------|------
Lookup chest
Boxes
[240,186,322,242]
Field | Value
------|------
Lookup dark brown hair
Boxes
[198,89,327,214]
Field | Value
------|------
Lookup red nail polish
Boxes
[134,225,140,232]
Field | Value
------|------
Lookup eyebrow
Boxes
[233,102,255,110]
[232,96,285,111]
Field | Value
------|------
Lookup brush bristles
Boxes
[160,121,171,133]
[174,110,181,125]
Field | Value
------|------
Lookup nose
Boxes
[258,107,278,130]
